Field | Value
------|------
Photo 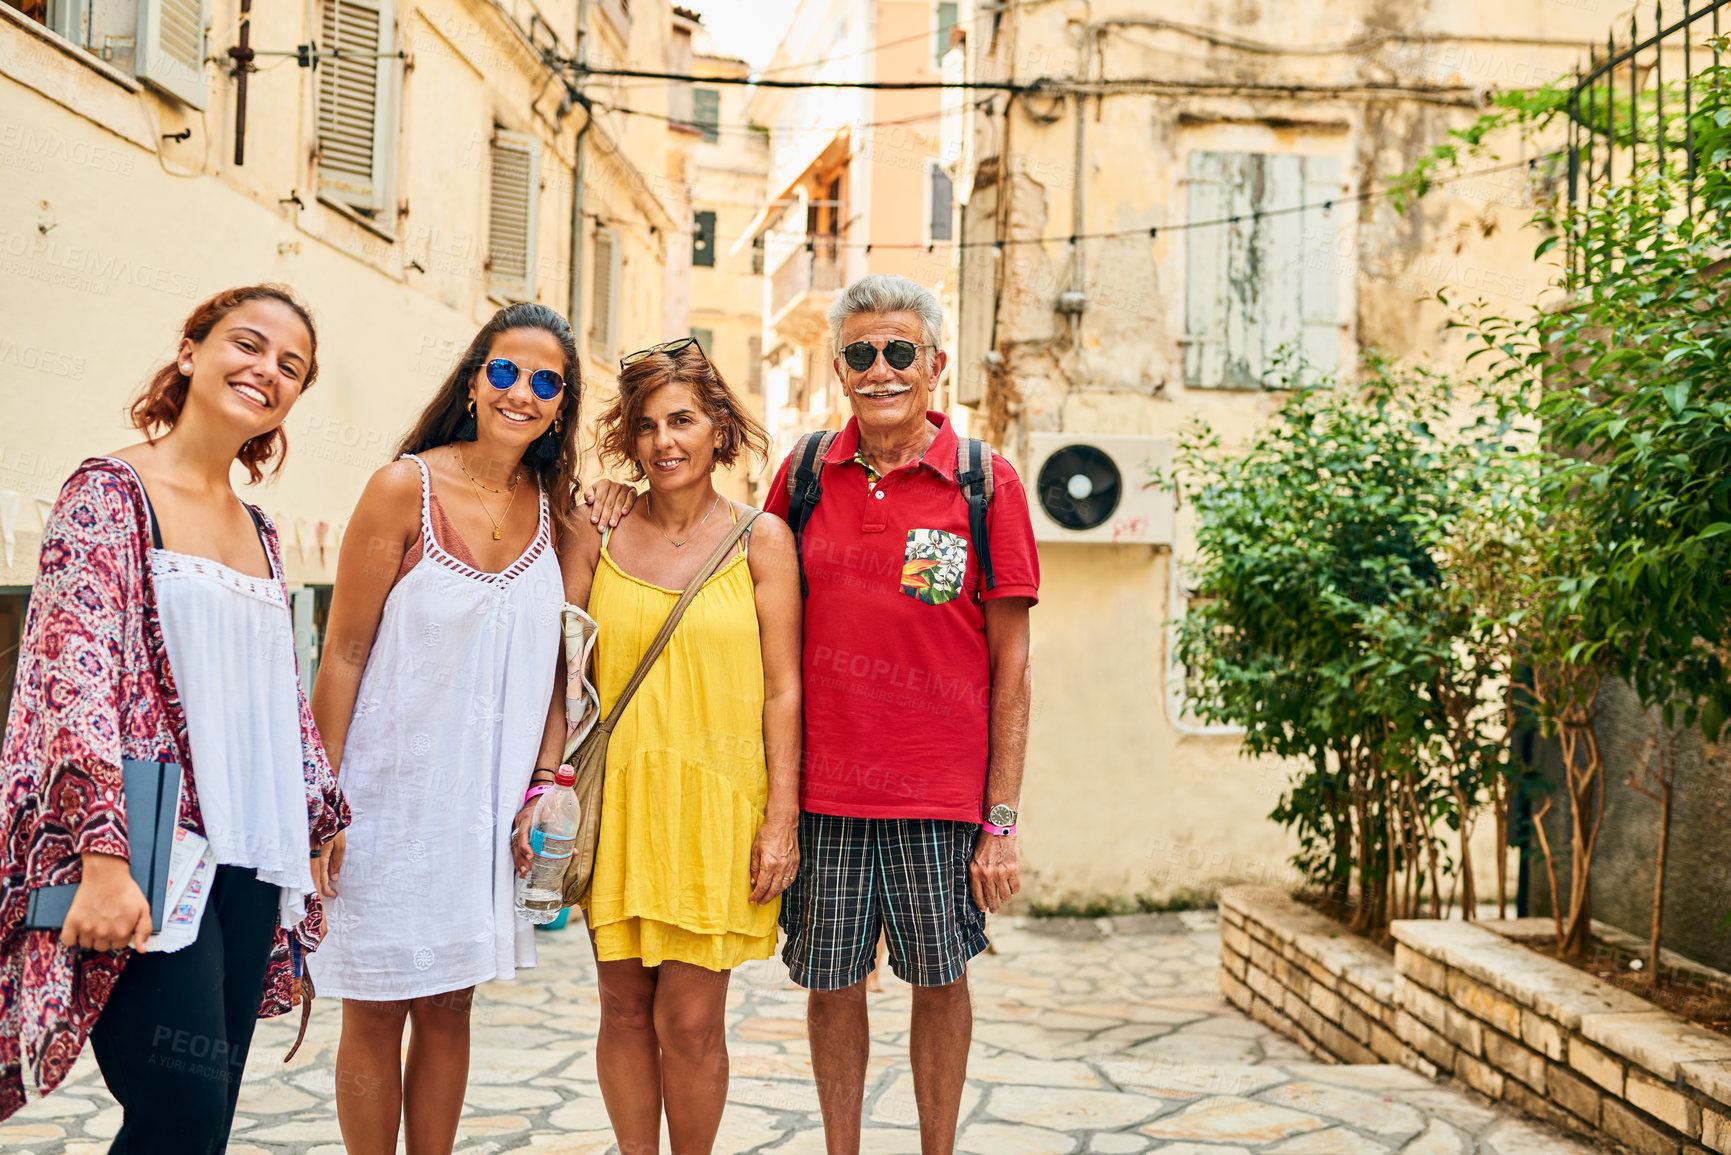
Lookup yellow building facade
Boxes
[739,0,957,464]
[947,0,1612,910]
[0,0,691,692]
[686,35,769,500]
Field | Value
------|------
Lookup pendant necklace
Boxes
[458,452,520,540]
[648,492,721,548]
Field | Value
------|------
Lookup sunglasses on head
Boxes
[620,336,709,368]
[484,358,566,401]
[841,340,932,372]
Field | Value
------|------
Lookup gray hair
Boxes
[827,274,944,359]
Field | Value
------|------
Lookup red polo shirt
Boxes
[764,413,1040,822]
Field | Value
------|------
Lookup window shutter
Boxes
[590,228,619,361]
[693,88,720,143]
[934,1,958,67]
[317,0,394,214]
[928,163,953,242]
[1185,151,1340,390]
[488,131,541,301]
[136,0,209,109]
[747,334,762,391]
[692,210,716,268]
[1299,156,1342,378]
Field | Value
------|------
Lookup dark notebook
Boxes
[24,759,182,933]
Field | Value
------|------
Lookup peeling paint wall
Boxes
[952,0,1609,909]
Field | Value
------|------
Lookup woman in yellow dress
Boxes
[558,338,802,1154]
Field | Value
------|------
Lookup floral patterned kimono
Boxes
[0,458,349,1118]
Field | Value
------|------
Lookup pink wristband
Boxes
[981,821,1016,836]
[523,784,553,806]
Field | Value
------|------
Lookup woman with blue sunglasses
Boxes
[308,303,579,1155]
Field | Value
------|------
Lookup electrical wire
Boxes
[587,96,992,136]
[744,153,1556,252]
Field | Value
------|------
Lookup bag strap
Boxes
[956,437,996,596]
[597,508,759,734]
[785,430,838,598]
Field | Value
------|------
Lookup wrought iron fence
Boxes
[1565,0,1731,279]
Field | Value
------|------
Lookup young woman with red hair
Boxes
[0,285,349,1152]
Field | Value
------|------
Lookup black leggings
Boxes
[89,865,281,1155]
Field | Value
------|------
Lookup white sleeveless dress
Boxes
[310,454,563,1000]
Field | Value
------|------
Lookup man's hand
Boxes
[583,480,639,531]
[62,852,153,953]
[311,830,345,898]
[969,829,1021,914]
[748,815,800,906]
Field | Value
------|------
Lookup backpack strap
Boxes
[785,430,839,598]
[956,437,996,597]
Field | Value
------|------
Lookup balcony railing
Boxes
[770,236,843,318]
[1565,0,1731,280]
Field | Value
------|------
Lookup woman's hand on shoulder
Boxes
[581,479,639,532]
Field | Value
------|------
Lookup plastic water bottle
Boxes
[515,765,578,924]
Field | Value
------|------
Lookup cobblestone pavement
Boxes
[6,911,1598,1154]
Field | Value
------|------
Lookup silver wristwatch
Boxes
[984,804,1018,832]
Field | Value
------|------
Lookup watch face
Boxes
[987,804,1017,827]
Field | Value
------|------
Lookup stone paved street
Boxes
[4,912,1599,1153]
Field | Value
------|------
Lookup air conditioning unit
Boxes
[1026,434,1175,545]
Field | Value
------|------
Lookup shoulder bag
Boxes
[559,508,759,907]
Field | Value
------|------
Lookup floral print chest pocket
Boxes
[901,528,969,605]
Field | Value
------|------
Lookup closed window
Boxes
[317,0,396,216]
[933,1,957,67]
[10,0,208,107]
[590,228,620,361]
[927,161,953,243]
[693,88,720,144]
[1184,151,1340,390]
[487,131,541,302]
[692,210,716,268]
[750,236,765,276]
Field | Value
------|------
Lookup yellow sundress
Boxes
[581,524,778,970]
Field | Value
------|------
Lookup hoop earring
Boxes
[455,399,478,442]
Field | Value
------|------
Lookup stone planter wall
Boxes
[1219,886,1731,1155]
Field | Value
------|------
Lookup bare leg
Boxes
[403,986,474,1155]
[335,998,409,1155]
[864,932,887,994]
[808,981,870,1155]
[909,975,971,1155]
[596,954,664,1154]
[653,962,733,1155]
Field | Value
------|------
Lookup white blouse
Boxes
[152,549,316,928]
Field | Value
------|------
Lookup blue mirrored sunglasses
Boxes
[484,358,565,401]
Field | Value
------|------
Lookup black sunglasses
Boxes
[841,339,933,372]
[484,358,565,401]
[620,336,709,368]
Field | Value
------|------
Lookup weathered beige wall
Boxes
[957,0,1609,909]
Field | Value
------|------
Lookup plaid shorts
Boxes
[779,812,989,990]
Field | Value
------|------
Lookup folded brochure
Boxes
[148,827,214,953]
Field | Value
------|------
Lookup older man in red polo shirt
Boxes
[763,274,1039,1155]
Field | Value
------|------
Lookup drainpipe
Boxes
[567,0,592,338]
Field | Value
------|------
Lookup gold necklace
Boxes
[457,453,520,540]
[647,492,721,548]
[457,451,518,494]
